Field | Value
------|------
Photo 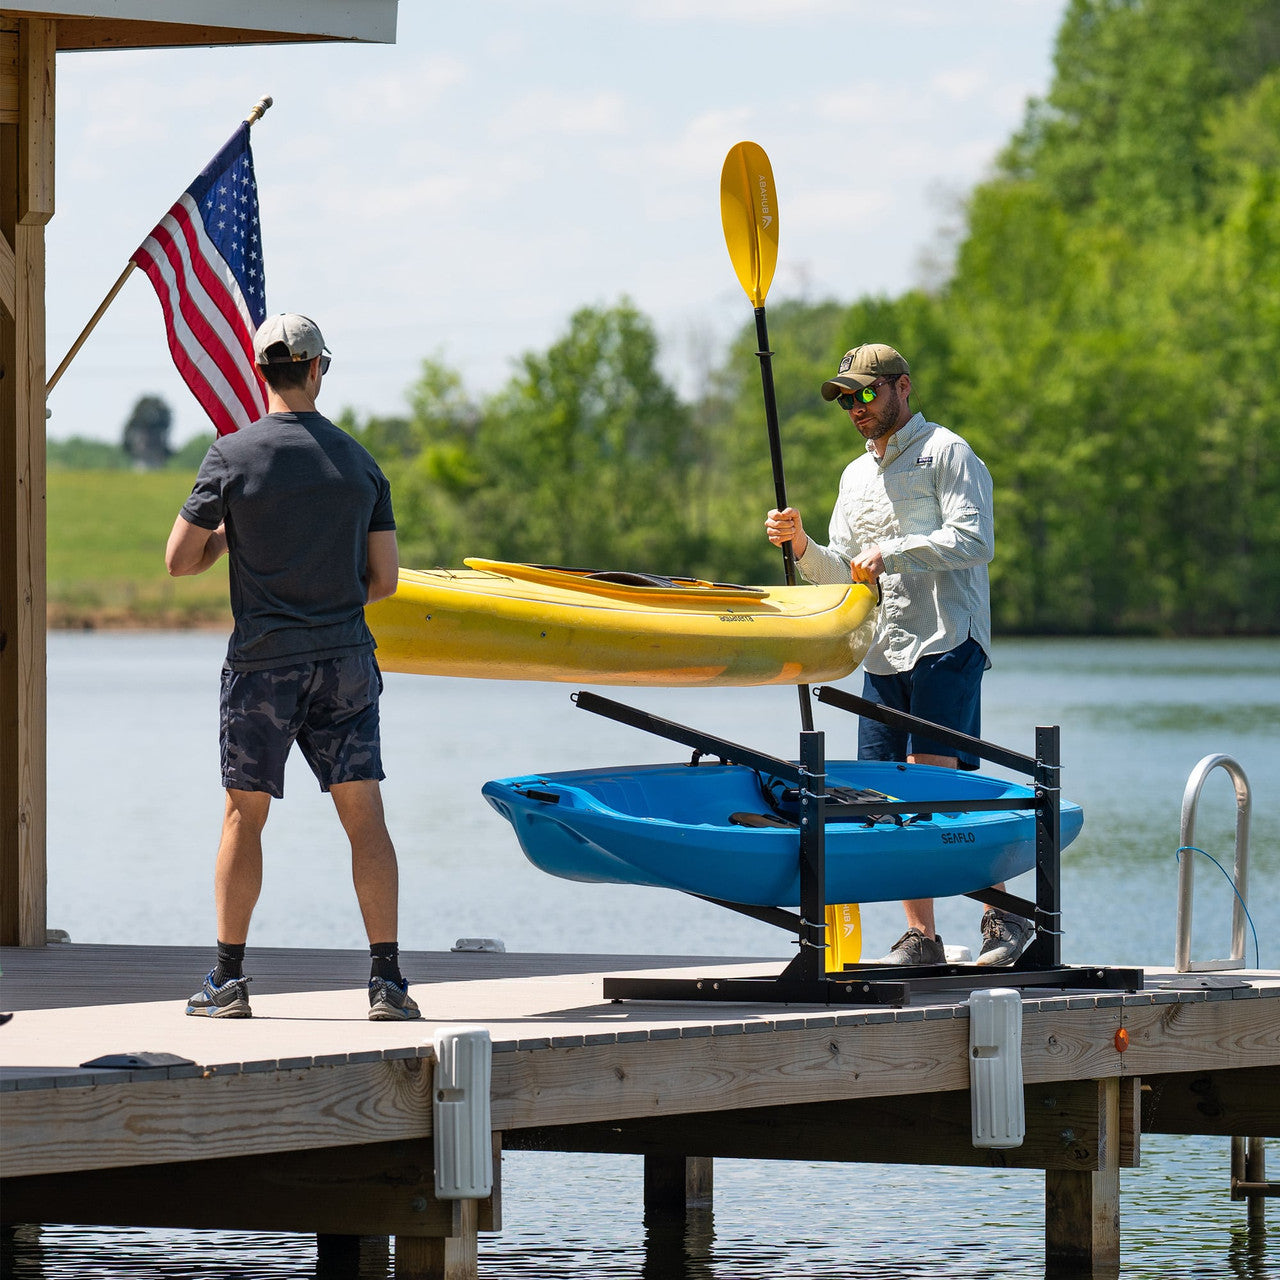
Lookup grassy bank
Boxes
[48,470,230,629]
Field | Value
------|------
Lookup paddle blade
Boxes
[824,901,862,972]
[720,141,779,308]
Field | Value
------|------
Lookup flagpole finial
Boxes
[246,95,273,126]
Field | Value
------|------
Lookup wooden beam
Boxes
[46,19,358,51]
[0,26,17,124]
[0,1136,500,1236]
[491,1000,1277,1135]
[0,227,15,318]
[1045,1078,1121,1270]
[0,16,50,949]
[16,17,52,223]
[1119,1073,1140,1168]
[493,1019,975,1133]
[506,1077,1134,1172]
[1142,1066,1280,1137]
[0,1059,434,1178]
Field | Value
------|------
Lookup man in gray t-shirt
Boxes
[166,313,420,1022]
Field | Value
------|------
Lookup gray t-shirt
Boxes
[181,411,395,671]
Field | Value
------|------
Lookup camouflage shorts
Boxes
[219,652,385,798]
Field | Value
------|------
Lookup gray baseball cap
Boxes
[253,313,330,365]
[820,343,909,400]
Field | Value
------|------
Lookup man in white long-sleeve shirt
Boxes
[766,342,1032,968]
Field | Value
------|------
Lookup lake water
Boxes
[5,633,1279,1279]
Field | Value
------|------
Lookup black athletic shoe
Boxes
[976,909,1036,966]
[876,928,946,965]
[186,970,252,1018]
[368,977,422,1021]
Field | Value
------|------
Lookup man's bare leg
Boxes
[215,788,272,944]
[330,779,399,943]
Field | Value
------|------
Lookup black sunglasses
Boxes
[318,354,332,375]
[836,376,896,411]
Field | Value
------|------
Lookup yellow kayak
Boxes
[366,558,877,687]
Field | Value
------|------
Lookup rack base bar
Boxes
[603,965,1144,1008]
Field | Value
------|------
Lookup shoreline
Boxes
[46,609,230,633]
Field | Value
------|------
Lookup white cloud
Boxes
[345,55,470,122]
[786,185,894,233]
[931,67,990,103]
[490,89,630,139]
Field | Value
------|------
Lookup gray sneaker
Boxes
[368,977,422,1021]
[876,928,946,966]
[976,908,1036,966]
[186,970,252,1018]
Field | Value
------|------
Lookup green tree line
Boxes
[344,0,1278,635]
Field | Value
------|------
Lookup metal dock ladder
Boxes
[1174,754,1274,1228]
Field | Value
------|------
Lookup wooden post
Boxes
[1045,1077,1121,1271]
[394,1198,478,1280]
[316,1234,389,1277]
[1,14,54,947]
[643,1154,713,1221]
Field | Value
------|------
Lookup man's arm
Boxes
[166,515,227,577]
[365,529,400,603]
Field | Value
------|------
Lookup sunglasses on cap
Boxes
[836,376,896,411]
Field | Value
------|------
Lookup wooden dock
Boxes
[2,942,1278,1277]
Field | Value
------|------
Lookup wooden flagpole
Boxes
[45,95,273,396]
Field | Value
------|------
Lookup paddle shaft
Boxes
[753,306,814,731]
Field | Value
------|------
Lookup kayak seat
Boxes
[583,569,755,592]
[585,570,681,588]
[763,780,907,827]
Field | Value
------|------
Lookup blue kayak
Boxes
[482,760,1084,907]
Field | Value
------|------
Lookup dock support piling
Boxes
[1045,1078,1121,1271]
[395,1198,478,1280]
[316,1234,389,1277]
[643,1154,713,1221]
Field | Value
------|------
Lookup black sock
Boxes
[212,941,245,986]
[370,942,402,984]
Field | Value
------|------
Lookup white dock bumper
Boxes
[432,1026,493,1198]
[968,988,1025,1149]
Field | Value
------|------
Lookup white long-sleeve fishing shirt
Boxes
[795,412,994,676]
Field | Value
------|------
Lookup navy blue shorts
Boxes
[857,638,986,770]
[220,652,386,798]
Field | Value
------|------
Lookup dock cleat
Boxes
[975,908,1036,966]
[186,970,252,1018]
[368,977,422,1022]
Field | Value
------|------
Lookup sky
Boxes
[44,0,1069,444]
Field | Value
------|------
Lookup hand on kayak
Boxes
[766,507,808,558]
[850,546,885,584]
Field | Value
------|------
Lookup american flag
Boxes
[131,122,268,437]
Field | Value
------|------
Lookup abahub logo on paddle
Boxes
[757,174,773,228]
